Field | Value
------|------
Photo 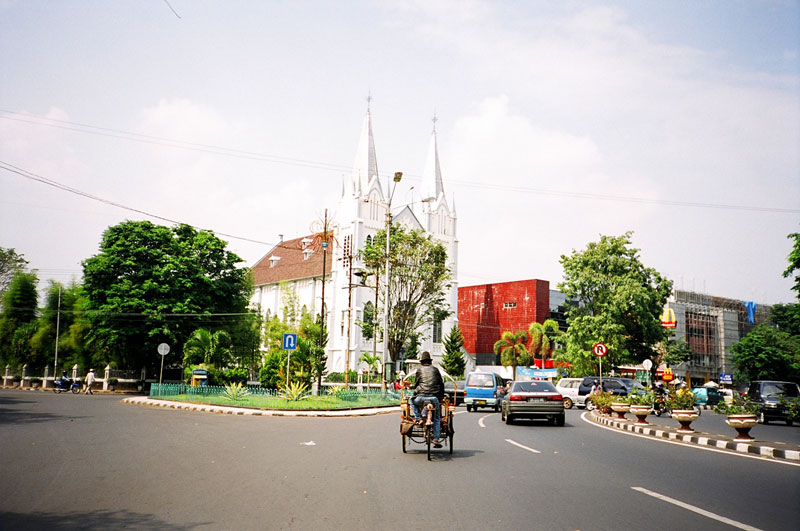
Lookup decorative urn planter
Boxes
[671,409,699,433]
[610,402,630,420]
[629,404,650,425]
[726,414,758,442]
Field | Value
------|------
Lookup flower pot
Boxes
[726,414,758,442]
[629,404,650,425]
[610,402,630,420]
[671,409,699,433]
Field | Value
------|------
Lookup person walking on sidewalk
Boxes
[84,368,96,395]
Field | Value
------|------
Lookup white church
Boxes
[249,106,459,377]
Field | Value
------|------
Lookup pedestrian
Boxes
[84,368,95,395]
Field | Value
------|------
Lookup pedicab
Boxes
[400,362,456,460]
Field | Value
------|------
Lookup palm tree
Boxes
[359,352,381,388]
[528,319,562,371]
[494,330,531,380]
[183,328,232,368]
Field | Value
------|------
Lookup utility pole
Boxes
[53,286,61,378]
[342,236,354,388]
[382,171,403,392]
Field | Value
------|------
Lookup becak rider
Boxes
[409,351,445,448]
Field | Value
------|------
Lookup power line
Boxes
[2,109,797,214]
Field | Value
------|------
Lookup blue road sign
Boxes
[283,333,298,350]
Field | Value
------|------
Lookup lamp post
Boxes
[382,171,402,392]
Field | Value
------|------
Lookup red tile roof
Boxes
[251,234,333,286]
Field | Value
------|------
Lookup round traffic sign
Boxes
[592,342,608,357]
[157,343,170,356]
[642,359,653,371]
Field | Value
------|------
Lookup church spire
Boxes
[350,99,379,197]
[420,114,443,202]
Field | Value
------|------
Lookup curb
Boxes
[122,396,401,417]
[590,411,800,463]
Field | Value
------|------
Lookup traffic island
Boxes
[589,410,800,463]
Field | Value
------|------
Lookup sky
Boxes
[1,0,799,306]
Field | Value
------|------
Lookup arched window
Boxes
[366,235,373,247]
[362,301,375,340]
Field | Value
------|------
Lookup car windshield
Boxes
[763,383,799,397]
[467,374,495,388]
[512,381,557,393]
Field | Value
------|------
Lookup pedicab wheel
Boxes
[425,426,432,461]
[448,432,454,454]
[402,434,407,453]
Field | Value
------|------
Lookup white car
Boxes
[555,378,582,409]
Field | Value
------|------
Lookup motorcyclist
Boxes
[409,351,445,448]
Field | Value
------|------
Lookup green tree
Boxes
[441,325,466,378]
[81,221,252,371]
[300,311,327,393]
[528,319,562,369]
[0,271,39,367]
[651,334,692,382]
[360,224,452,368]
[771,303,800,336]
[359,351,381,385]
[783,232,800,297]
[0,248,28,297]
[730,323,800,382]
[494,330,531,380]
[182,328,232,367]
[558,232,672,376]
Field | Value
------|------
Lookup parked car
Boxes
[464,371,506,412]
[744,380,800,425]
[444,380,466,406]
[555,377,582,409]
[500,380,565,425]
[691,386,722,406]
[577,377,647,410]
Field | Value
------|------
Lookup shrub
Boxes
[281,381,309,401]
[222,382,250,402]
[624,390,653,406]
[714,395,761,416]
[220,367,249,385]
[325,371,358,384]
[589,390,614,412]
[666,388,695,411]
[108,378,119,385]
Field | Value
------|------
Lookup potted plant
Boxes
[625,390,653,425]
[589,390,614,415]
[666,388,698,433]
[108,378,118,392]
[610,399,630,420]
[30,377,42,389]
[714,397,762,441]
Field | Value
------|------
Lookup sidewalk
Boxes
[122,395,401,417]
[588,410,800,463]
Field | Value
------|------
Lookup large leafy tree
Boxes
[82,221,252,371]
[784,232,800,297]
[730,323,800,382]
[441,325,466,378]
[29,281,84,372]
[0,248,28,297]
[494,330,531,380]
[360,223,452,365]
[0,271,39,367]
[558,232,672,376]
[182,328,232,367]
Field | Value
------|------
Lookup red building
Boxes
[458,279,550,362]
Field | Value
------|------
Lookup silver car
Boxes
[501,380,565,426]
[555,377,582,409]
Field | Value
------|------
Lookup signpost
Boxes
[283,334,297,391]
[157,343,170,387]
[642,358,653,387]
[593,342,607,388]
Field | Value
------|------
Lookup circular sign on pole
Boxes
[158,343,170,356]
[642,359,653,371]
[592,342,608,357]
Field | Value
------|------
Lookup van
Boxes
[464,371,506,412]
[554,377,582,409]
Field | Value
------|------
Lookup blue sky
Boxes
[1,0,798,304]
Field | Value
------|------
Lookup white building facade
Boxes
[250,108,459,377]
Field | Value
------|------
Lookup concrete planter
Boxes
[726,414,758,442]
[629,404,650,425]
[610,402,630,421]
[672,409,699,433]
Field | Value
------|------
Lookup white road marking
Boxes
[505,438,541,454]
[300,441,316,446]
[478,414,492,428]
[581,412,800,468]
[631,487,763,531]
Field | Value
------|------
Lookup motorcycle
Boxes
[53,378,81,394]
[652,390,669,417]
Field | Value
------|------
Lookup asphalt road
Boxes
[1,390,798,530]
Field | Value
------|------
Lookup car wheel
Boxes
[563,397,573,409]
[466,404,471,412]
[787,419,793,426]
[585,398,595,411]
[494,403,500,413]
[758,411,768,424]
[556,414,565,426]
[505,413,513,425]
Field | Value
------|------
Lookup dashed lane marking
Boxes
[505,438,541,454]
[631,487,763,531]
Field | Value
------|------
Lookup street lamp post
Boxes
[382,171,402,392]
